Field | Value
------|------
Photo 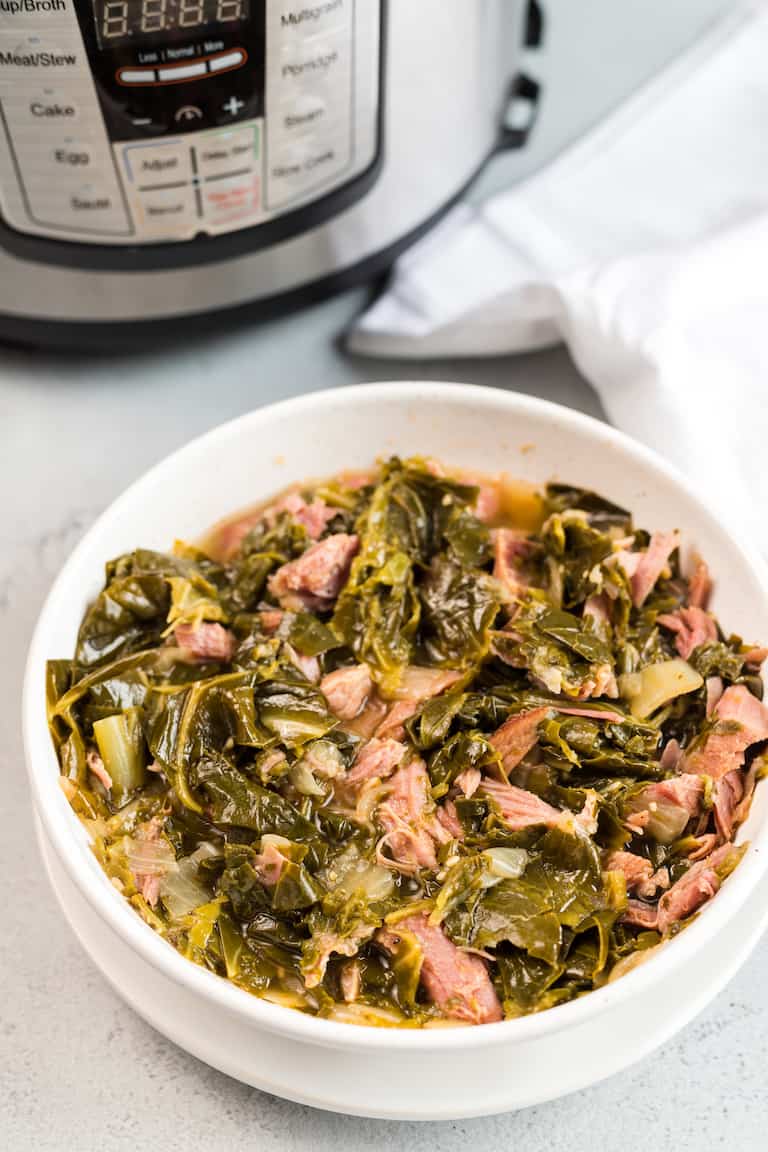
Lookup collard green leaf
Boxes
[419,556,500,668]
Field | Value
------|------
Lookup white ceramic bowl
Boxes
[23,382,768,1120]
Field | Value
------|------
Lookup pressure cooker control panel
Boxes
[0,0,380,243]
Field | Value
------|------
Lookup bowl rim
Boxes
[23,380,768,1053]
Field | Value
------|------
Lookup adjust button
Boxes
[195,125,258,180]
[122,140,193,186]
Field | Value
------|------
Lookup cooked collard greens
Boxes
[47,458,768,1026]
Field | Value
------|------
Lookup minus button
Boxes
[209,49,245,73]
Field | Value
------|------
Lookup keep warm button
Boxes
[201,171,260,233]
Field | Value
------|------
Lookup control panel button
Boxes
[201,171,260,233]
[0,0,77,27]
[158,62,207,83]
[264,0,354,210]
[195,125,257,180]
[281,93,327,134]
[131,184,199,238]
[20,135,102,172]
[209,50,246,74]
[267,132,349,208]
[221,96,245,118]
[123,140,193,187]
[118,68,157,85]
[0,82,90,129]
[174,105,204,124]
[24,177,129,234]
[0,30,85,78]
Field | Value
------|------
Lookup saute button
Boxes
[25,179,130,233]
[195,125,258,179]
[123,140,193,185]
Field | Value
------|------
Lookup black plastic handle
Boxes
[498,0,544,151]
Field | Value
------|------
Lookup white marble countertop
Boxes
[3,289,768,1149]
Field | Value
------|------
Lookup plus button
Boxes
[222,96,245,117]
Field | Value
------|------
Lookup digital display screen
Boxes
[94,0,249,46]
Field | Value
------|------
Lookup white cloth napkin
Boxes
[348,1,768,544]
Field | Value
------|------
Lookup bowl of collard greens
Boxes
[23,382,768,1119]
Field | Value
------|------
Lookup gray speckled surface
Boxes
[2,290,768,1148]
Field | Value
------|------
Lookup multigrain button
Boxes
[195,125,257,179]
[123,140,193,186]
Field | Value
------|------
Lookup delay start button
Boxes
[195,125,257,180]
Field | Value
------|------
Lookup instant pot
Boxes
[0,0,730,345]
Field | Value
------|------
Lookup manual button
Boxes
[132,184,199,238]
[195,125,258,180]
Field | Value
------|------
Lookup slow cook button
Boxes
[122,140,193,186]
[201,171,260,232]
[267,135,349,205]
[195,125,258,179]
[134,185,198,237]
